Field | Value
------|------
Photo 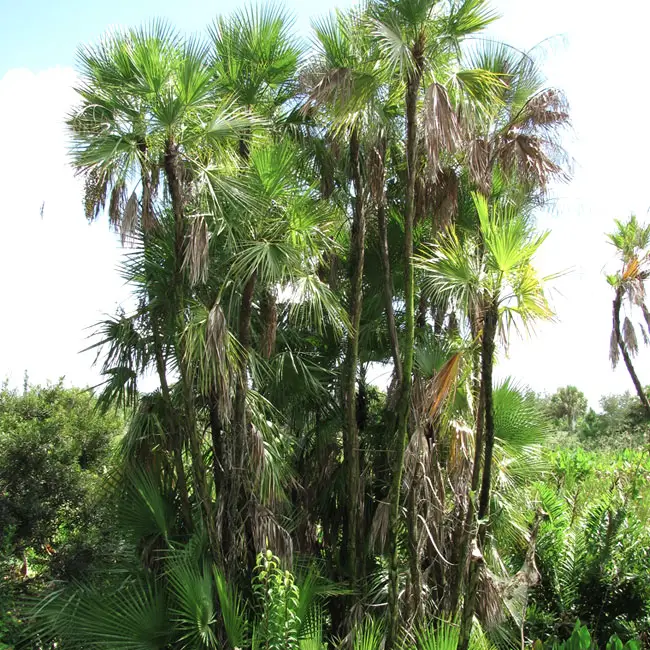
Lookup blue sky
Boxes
[0,0,353,74]
[2,0,650,406]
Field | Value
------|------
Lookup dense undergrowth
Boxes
[1,384,648,650]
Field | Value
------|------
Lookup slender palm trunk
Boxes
[459,301,498,650]
[230,270,257,565]
[386,39,424,650]
[376,140,402,380]
[138,147,193,528]
[163,138,216,546]
[613,287,650,417]
[343,129,365,583]
[448,379,484,616]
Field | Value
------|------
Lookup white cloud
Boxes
[0,67,128,389]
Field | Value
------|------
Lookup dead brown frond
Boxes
[253,505,293,565]
[249,424,265,478]
[108,180,126,228]
[423,83,462,171]
[368,137,387,205]
[184,214,210,285]
[640,325,649,347]
[121,191,139,244]
[83,167,109,222]
[623,317,639,356]
[425,353,462,420]
[497,133,566,190]
[430,168,459,230]
[404,426,429,490]
[206,301,234,420]
[467,137,490,193]
[369,499,390,554]
[300,66,355,114]
[610,329,621,369]
[516,89,570,132]
[476,565,505,630]
[641,303,650,334]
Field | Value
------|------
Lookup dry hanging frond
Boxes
[83,167,109,222]
[423,83,462,171]
[640,324,649,347]
[122,191,139,243]
[252,505,293,565]
[476,566,505,630]
[642,303,650,334]
[431,168,459,229]
[467,137,490,193]
[108,181,126,229]
[519,89,570,131]
[425,353,461,420]
[403,427,429,490]
[609,330,620,368]
[623,317,639,356]
[369,500,390,554]
[184,214,210,285]
[497,133,565,190]
[300,66,355,114]
[368,138,387,204]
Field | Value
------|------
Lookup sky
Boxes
[1,0,649,407]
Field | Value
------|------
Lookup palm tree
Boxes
[68,23,251,535]
[368,0,501,641]
[464,41,570,196]
[416,192,554,648]
[607,215,650,418]
[548,386,587,431]
[302,8,396,586]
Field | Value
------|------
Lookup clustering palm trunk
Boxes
[459,300,498,650]
[386,38,425,650]
[343,129,365,582]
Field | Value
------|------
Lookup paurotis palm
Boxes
[366,0,504,641]
[416,191,554,647]
[606,215,650,417]
[50,1,581,647]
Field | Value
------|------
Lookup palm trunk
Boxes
[407,464,423,622]
[163,140,186,271]
[163,138,216,547]
[151,317,192,528]
[613,287,650,417]
[230,270,257,566]
[139,150,193,529]
[459,300,498,650]
[447,379,484,616]
[343,128,365,583]
[386,39,424,650]
[376,141,402,380]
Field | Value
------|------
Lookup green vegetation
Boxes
[1,2,649,650]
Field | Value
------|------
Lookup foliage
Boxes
[547,387,588,433]
[526,449,650,647]
[3,0,594,648]
[0,382,123,648]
